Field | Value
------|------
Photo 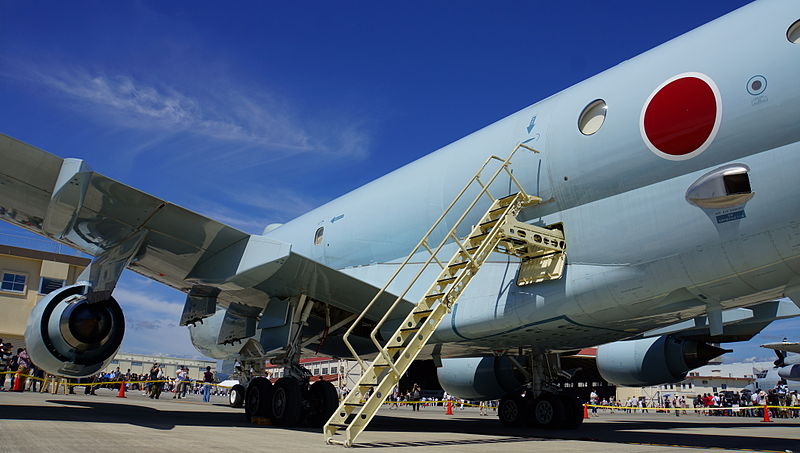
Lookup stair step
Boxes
[479,218,500,229]
[344,402,364,407]
[412,309,434,317]
[488,205,508,216]
[437,276,457,284]
[372,363,389,368]
[468,231,489,241]
[329,423,349,429]
[386,345,405,350]
[400,325,418,332]
[358,382,378,387]
[497,193,518,205]
[424,292,445,300]
[448,261,469,269]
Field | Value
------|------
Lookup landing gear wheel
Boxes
[558,394,583,429]
[272,377,303,427]
[306,380,339,427]
[245,377,273,421]
[229,384,245,408]
[531,393,565,429]
[498,394,526,427]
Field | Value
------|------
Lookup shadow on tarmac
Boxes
[0,400,284,431]
[365,413,800,451]
[1,400,799,451]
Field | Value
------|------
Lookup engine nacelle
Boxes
[437,356,527,401]
[778,364,800,381]
[24,284,125,378]
[188,309,252,359]
[596,335,727,387]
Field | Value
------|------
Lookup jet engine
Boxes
[437,356,527,400]
[596,335,728,386]
[24,283,125,378]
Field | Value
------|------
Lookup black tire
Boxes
[531,393,565,429]
[229,384,245,408]
[498,394,526,427]
[558,394,584,429]
[245,377,273,421]
[271,377,303,427]
[306,380,340,427]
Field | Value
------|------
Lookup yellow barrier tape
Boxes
[0,371,233,389]
[585,404,800,411]
[379,400,487,407]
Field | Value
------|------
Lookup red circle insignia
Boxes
[640,73,721,161]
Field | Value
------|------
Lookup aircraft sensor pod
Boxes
[640,72,722,161]
[685,163,754,209]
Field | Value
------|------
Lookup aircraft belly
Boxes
[769,224,800,276]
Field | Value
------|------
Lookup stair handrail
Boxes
[340,143,539,372]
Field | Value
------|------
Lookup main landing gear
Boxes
[499,392,583,429]
[241,374,339,428]
[498,351,584,430]
[233,294,340,427]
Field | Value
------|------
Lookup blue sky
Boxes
[2,0,792,362]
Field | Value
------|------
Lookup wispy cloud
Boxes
[5,62,370,160]
[114,286,184,319]
[113,277,204,358]
[186,187,320,233]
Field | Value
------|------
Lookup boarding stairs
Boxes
[323,143,566,447]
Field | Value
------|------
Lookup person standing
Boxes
[0,342,10,390]
[174,366,188,399]
[202,366,214,402]
[181,367,190,398]
[589,389,599,416]
[149,363,162,399]
[13,348,30,392]
[411,384,421,412]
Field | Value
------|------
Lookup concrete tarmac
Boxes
[1,389,799,453]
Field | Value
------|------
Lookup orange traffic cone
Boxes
[583,403,590,419]
[761,404,772,423]
[117,380,127,398]
[446,400,453,415]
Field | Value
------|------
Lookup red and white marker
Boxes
[640,72,721,161]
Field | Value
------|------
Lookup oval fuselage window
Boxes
[788,19,800,44]
[578,99,607,135]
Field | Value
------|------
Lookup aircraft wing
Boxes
[0,133,411,321]
[635,299,800,343]
[761,342,800,354]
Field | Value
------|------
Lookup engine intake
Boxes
[596,335,728,387]
[24,284,124,378]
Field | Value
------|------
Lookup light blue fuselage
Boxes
[265,0,800,352]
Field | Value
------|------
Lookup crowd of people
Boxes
[0,340,34,392]
[588,387,800,418]
[0,340,224,402]
[345,383,498,415]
